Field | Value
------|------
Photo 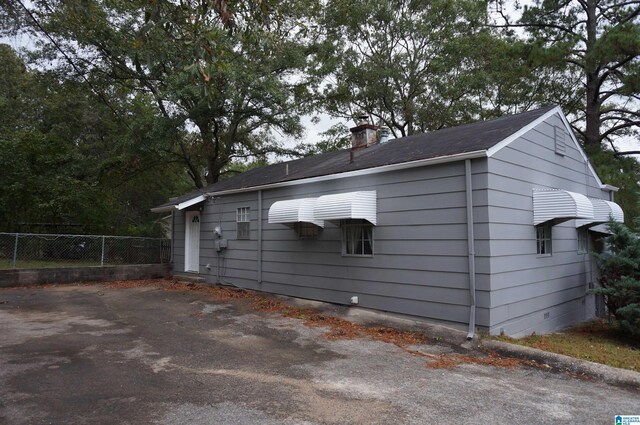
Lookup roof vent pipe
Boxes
[379,126,391,143]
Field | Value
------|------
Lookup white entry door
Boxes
[185,211,200,272]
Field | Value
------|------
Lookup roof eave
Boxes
[150,205,176,213]
[205,150,488,197]
[150,194,207,213]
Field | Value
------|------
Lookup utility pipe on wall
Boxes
[465,159,477,340]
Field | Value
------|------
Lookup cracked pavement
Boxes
[0,284,638,424]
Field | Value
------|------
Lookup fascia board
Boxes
[205,150,487,197]
[486,106,562,158]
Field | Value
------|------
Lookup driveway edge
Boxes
[258,290,640,389]
[481,339,640,388]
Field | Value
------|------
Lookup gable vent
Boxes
[554,125,566,156]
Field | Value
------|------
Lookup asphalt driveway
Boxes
[1,282,638,424]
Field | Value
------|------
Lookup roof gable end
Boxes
[486,106,614,191]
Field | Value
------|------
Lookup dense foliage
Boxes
[492,0,640,150]
[1,0,638,234]
[0,44,190,235]
[593,220,640,337]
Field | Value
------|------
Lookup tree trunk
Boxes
[584,0,601,149]
[206,155,222,185]
[585,71,601,148]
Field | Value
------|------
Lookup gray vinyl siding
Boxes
[173,210,185,272]
[200,192,259,287]
[199,162,490,327]
[486,113,609,336]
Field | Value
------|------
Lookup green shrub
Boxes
[593,220,640,337]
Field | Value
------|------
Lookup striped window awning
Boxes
[575,198,624,228]
[533,189,594,226]
[314,191,377,225]
[268,198,324,227]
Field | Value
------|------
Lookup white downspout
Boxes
[171,210,175,267]
[258,190,263,284]
[465,159,477,340]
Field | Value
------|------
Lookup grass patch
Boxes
[0,259,102,269]
[494,320,640,372]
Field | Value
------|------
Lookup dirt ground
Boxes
[1,281,639,424]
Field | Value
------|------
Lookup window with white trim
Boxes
[536,223,552,255]
[577,228,588,253]
[342,220,373,256]
[236,207,250,239]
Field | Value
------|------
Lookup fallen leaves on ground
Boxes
[420,351,539,369]
[21,278,543,371]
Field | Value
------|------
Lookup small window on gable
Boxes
[236,207,250,239]
[554,125,566,156]
[342,220,373,257]
[536,223,552,256]
[577,228,588,254]
[294,222,320,240]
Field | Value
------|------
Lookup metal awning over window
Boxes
[575,198,624,228]
[268,198,324,227]
[314,191,377,225]
[533,189,594,226]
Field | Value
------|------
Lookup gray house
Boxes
[153,106,623,337]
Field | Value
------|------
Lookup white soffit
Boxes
[575,199,624,228]
[533,189,594,226]
[314,191,377,225]
[268,198,324,227]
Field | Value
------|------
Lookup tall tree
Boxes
[5,0,319,188]
[0,44,190,235]
[318,0,534,139]
[491,0,640,152]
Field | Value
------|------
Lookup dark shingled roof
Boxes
[153,106,556,210]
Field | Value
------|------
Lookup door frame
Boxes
[184,210,200,273]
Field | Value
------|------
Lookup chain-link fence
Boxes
[0,233,171,269]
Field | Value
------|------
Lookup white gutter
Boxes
[205,150,488,197]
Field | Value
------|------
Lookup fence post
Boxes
[12,233,19,269]
[101,236,105,266]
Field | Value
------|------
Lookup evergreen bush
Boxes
[593,220,640,337]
